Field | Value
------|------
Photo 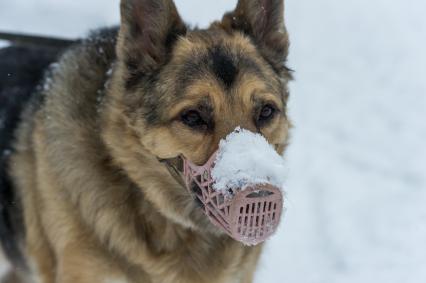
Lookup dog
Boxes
[0,0,292,282]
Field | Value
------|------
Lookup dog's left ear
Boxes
[117,0,187,76]
[220,0,289,73]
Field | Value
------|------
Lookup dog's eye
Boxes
[257,104,276,125]
[181,110,206,129]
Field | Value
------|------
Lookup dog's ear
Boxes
[221,0,289,72]
[117,0,187,75]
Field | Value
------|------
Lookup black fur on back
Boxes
[0,44,63,267]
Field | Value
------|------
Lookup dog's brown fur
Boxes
[2,0,291,282]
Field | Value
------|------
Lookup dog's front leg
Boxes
[55,243,128,283]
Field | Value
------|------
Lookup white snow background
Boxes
[1,0,426,282]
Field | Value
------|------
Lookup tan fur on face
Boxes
[122,32,291,166]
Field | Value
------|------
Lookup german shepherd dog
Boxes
[0,0,291,282]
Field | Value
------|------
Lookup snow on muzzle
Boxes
[183,151,283,246]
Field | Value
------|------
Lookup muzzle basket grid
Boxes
[183,154,283,246]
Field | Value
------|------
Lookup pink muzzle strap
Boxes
[183,152,283,246]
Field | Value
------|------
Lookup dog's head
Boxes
[106,0,291,232]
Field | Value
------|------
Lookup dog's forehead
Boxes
[172,31,272,95]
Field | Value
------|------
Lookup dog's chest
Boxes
[102,273,245,283]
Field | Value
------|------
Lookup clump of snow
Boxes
[42,77,53,91]
[212,127,287,193]
[0,40,10,49]
[106,67,113,77]
[41,63,60,92]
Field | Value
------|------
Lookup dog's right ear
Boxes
[117,0,187,77]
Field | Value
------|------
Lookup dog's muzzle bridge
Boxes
[161,152,283,246]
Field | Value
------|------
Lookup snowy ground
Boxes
[1,0,425,282]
